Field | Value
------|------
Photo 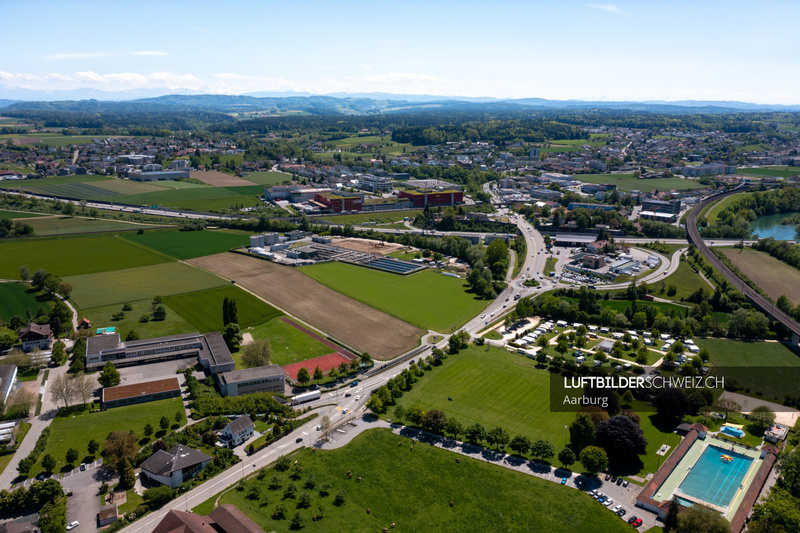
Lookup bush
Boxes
[142,485,176,510]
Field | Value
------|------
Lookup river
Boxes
[750,212,800,240]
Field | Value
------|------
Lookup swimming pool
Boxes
[720,426,745,438]
[679,445,753,508]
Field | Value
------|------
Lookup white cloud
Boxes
[46,52,107,60]
[133,51,168,56]
[587,4,622,14]
[361,64,371,71]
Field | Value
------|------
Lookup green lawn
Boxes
[164,286,283,333]
[544,257,557,275]
[389,345,575,459]
[299,262,489,332]
[737,166,800,178]
[633,401,682,479]
[696,338,800,401]
[122,229,252,260]
[705,192,748,225]
[65,262,228,308]
[78,298,197,340]
[244,317,333,367]
[0,234,173,279]
[0,210,47,219]
[241,171,292,186]
[317,210,422,226]
[34,399,185,477]
[203,429,631,533]
[654,260,714,301]
[0,422,32,477]
[21,215,154,236]
[574,174,706,193]
[0,282,51,322]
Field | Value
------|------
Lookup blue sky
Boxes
[2,0,799,103]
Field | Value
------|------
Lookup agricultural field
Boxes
[736,166,800,178]
[187,253,424,359]
[202,429,631,533]
[0,282,50,322]
[78,298,196,340]
[244,317,334,367]
[0,234,172,279]
[32,398,185,478]
[0,210,46,219]
[65,262,228,308]
[704,192,748,225]
[721,248,800,306]
[696,338,800,402]
[164,286,283,333]
[241,171,293,186]
[122,228,252,260]
[653,259,714,301]
[299,262,489,332]
[316,209,421,226]
[189,171,256,187]
[21,215,153,236]
[573,173,706,193]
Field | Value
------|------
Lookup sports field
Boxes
[245,318,333,366]
[164,285,283,332]
[0,282,50,322]
[122,229,251,260]
[21,215,151,236]
[33,398,185,477]
[65,262,228,308]
[204,429,631,533]
[299,262,488,332]
[574,173,706,193]
[696,338,800,402]
[391,345,574,451]
[721,248,800,305]
[187,253,424,359]
[0,235,172,278]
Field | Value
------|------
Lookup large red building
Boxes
[398,189,464,207]
[314,192,363,212]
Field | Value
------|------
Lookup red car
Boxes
[632,518,642,527]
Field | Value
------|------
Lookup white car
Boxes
[315,425,322,431]
[612,504,623,513]
[343,408,350,414]
[355,395,361,401]
[67,522,79,531]
[603,498,614,507]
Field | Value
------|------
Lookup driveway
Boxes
[67,485,102,533]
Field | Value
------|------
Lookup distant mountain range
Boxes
[1,88,799,114]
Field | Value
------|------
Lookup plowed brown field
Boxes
[187,253,424,359]
[190,171,256,187]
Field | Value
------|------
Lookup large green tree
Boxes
[98,361,121,388]
[578,446,608,475]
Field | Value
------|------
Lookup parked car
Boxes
[616,477,623,485]
[632,518,643,527]
[610,476,618,483]
[604,474,611,481]
[612,505,623,513]
[354,395,361,401]
[80,463,86,471]
[622,480,629,487]
[604,498,614,507]
[617,509,627,517]
[67,522,79,531]
[561,477,567,484]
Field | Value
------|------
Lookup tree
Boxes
[51,340,66,365]
[653,388,690,420]
[464,423,486,444]
[569,413,596,453]
[296,367,310,385]
[50,372,76,408]
[578,446,608,475]
[444,418,463,440]
[19,265,30,282]
[152,305,167,321]
[530,439,556,461]
[87,439,99,457]
[320,415,332,440]
[32,268,48,290]
[595,416,648,462]
[406,405,426,426]
[119,458,136,489]
[104,431,138,464]
[676,504,730,533]
[125,330,140,341]
[664,497,680,533]
[65,448,79,466]
[713,397,742,421]
[509,434,531,456]
[486,426,509,450]
[749,405,776,435]
[423,409,447,434]
[58,281,73,299]
[73,372,95,405]
[558,447,576,467]
[222,322,242,350]
[61,202,75,217]
[98,361,121,387]
[313,366,324,384]
[143,485,176,509]
[0,329,16,352]
[160,416,170,430]
[241,338,272,368]
[174,411,182,424]
[393,405,406,424]
[144,423,154,438]
[41,454,56,474]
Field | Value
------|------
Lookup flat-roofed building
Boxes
[0,365,17,404]
[101,377,181,409]
[217,365,285,397]
[398,188,463,207]
[86,331,234,373]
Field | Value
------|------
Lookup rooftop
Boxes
[140,444,211,477]
[219,365,284,385]
[102,377,180,403]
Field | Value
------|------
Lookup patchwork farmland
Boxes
[187,253,424,359]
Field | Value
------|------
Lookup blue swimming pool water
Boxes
[679,445,753,508]
[721,426,745,438]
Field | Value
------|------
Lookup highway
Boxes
[686,187,800,342]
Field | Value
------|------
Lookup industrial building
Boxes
[398,188,464,207]
[101,377,181,409]
[217,365,285,397]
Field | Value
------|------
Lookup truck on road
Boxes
[291,390,321,405]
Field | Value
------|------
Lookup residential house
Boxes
[152,504,265,533]
[18,323,51,352]
[139,444,212,488]
[221,415,254,448]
